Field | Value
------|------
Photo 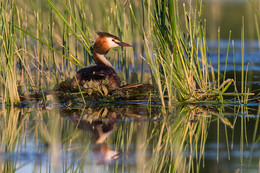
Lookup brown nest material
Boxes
[50,80,157,102]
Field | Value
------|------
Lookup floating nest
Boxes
[49,79,157,103]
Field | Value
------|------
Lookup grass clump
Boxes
[0,1,20,105]
[140,0,215,104]
[130,0,254,110]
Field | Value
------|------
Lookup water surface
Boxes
[0,100,259,172]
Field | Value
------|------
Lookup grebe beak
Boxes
[114,40,132,47]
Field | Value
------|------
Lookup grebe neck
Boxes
[93,52,113,69]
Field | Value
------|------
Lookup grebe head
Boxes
[93,32,132,54]
[92,32,132,68]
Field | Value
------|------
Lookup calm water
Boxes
[0,101,259,172]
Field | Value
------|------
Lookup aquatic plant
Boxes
[130,0,255,109]
[0,1,20,105]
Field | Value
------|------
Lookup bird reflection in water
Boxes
[67,109,129,164]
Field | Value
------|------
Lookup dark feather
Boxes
[70,65,121,90]
[96,32,120,40]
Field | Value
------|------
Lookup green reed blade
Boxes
[223,31,232,83]
[44,0,91,56]
[60,0,91,48]
[12,24,84,68]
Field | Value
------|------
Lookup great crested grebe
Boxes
[70,32,132,90]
